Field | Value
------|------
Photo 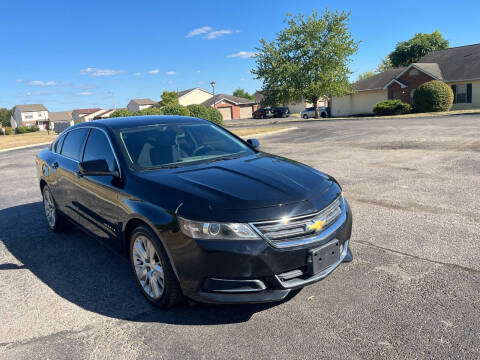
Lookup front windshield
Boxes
[120,123,255,169]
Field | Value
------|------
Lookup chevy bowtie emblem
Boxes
[307,219,327,232]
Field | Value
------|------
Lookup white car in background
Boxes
[301,106,328,119]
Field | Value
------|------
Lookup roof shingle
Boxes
[15,104,48,112]
[201,94,256,107]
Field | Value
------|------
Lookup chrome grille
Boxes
[251,196,343,245]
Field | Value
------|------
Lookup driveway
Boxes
[0,115,479,359]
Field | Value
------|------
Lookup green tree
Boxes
[232,88,255,100]
[357,71,377,81]
[388,31,449,67]
[253,9,359,118]
[187,104,211,119]
[158,91,179,107]
[109,109,134,118]
[376,56,393,72]
[0,108,12,127]
[134,107,164,116]
[162,104,190,116]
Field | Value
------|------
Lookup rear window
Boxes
[61,128,89,161]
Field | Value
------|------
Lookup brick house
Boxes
[201,94,258,120]
[331,43,480,116]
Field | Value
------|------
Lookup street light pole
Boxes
[210,81,216,107]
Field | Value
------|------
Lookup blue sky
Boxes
[2,0,479,111]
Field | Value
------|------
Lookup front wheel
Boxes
[42,185,71,233]
[130,225,184,308]
[303,114,308,119]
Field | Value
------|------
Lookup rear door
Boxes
[75,128,124,243]
[55,128,90,221]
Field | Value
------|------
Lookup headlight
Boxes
[178,218,260,240]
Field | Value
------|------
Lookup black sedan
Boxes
[252,108,273,119]
[36,116,353,307]
[273,106,290,118]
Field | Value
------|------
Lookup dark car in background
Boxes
[36,116,353,308]
[252,107,274,119]
[273,106,290,118]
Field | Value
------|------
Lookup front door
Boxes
[55,128,90,222]
[75,128,124,244]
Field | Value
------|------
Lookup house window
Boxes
[411,89,415,101]
[38,112,43,117]
[24,113,33,119]
[456,84,467,103]
[409,69,419,76]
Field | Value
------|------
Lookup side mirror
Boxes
[78,159,119,177]
[247,138,260,148]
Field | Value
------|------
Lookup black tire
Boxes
[321,112,327,118]
[42,185,72,233]
[303,114,308,119]
[129,225,184,308]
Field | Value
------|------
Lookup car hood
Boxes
[135,153,341,222]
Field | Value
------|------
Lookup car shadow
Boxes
[0,202,297,325]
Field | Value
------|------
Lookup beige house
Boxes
[10,104,49,129]
[72,108,104,122]
[127,99,156,112]
[177,88,212,106]
[93,109,117,119]
[49,111,74,133]
[331,43,480,117]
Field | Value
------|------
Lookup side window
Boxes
[83,129,117,171]
[61,128,89,161]
[53,134,66,153]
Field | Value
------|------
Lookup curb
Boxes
[238,127,298,139]
[0,142,51,153]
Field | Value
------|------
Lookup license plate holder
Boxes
[309,240,341,274]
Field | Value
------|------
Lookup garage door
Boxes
[218,107,232,121]
[239,105,253,119]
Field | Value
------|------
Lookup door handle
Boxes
[51,161,59,169]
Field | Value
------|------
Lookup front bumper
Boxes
[162,201,353,304]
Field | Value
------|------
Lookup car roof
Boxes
[73,115,208,130]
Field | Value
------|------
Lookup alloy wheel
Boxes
[132,235,165,300]
[43,188,56,228]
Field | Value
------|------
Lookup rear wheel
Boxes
[303,114,308,119]
[130,225,184,308]
[42,185,72,233]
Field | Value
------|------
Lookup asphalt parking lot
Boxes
[1,114,479,359]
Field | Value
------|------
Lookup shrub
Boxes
[207,107,224,125]
[162,104,190,116]
[26,126,38,132]
[4,126,13,135]
[134,107,164,116]
[15,126,29,134]
[412,80,453,112]
[109,109,134,118]
[187,104,211,120]
[373,99,411,116]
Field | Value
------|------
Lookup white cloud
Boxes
[148,69,160,75]
[80,67,124,76]
[16,79,24,83]
[167,80,175,85]
[165,71,177,75]
[186,26,212,38]
[240,78,247,81]
[28,80,58,86]
[135,72,142,76]
[227,51,257,59]
[204,29,233,39]
[196,70,201,73]
[77,91,93,96]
